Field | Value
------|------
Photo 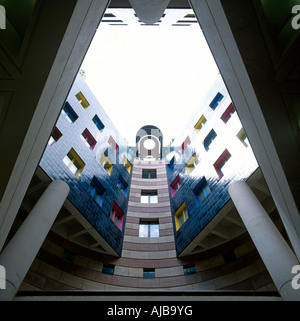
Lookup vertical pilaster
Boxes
[228,181,300,300]
[0,180,69,301]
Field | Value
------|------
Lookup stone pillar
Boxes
[0,180,69,301]
[228,181,300,301]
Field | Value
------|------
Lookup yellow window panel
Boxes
[101,153,113,175]
[123,156,132,174]
[174,202,188,231]
[194,115,207,132]
[63,148,85,178]
[185,153,198,175]
[76,91,90,109]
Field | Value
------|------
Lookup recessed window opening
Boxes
[170,175,181,197]
[214,149,231,179]
[76,91,90,109]
[141,190,158,204]
[174,202,188,231]
[100,152,113,175]
[62,102,78,123]
[203,129,217,151]
[139,220,159,237]
[63,148,85,178]
[108,135,119,154]
[142,169,157,179]
[102,264,115,275]
[48,127,62,146]
[88,176,105,206]
[209,92,224,110]
[221,103,235,123]
[194,177,211,205]
[237,128,249,147]
[92,114,105,132]
[194,115,207,132]
[123,156,132,174]
[186,153,198,175]
[118,175,128,197]
[143,268,155,279]
[167,156,175,173]
[81,128,97,150]
[183,265,197,275]
[181,136,191,154]
[110,202,124,231]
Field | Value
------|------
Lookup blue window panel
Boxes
[203,129,217,151]
[118,175,128,197]
[167,156,175,173]
[143,269,155,279]
[184,265,197,275]
[62,102,78,123]
[193,177,211,206]
[92,114,105,132]
[88,176,105,206]
[102,265,114,275]
[209,92,224,110]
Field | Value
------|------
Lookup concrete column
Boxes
[228,181,300,301]
[0,180,69,301]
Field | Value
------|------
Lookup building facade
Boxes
[0,0,300,301]
[10,72,277,294]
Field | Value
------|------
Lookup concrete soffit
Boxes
[128,0,171,24]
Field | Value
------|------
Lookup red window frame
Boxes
[213,149,231,179]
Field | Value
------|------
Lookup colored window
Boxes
[203,129,217,151]
[75,91,90,109]
[183,265,197,275]
[123,156,132,174]
[143,269,155,279]
[142,169,157,179]
[170,175,181,197]
[118,175,128,197]
[63,148,85,178]
[174,203,188,231]
[237,128,249,147]
[181,136,191,154]
[110,202,124,231]
[108,136,119,154]
[221,103,235,123]
[141,190,158,204]
[48,127,62,146]
[194,177,211,206]
[213,149,231,179]
[100,152,113,176]
[167,156,175,173]
[92,115,105,132]
[209,92,224,110]
[194,115,207,132]
[88,176,105,206]
[102,264,115,275]
[185,153,198,175]
[139,220,159,237]
[62,102,78,123]
[81,128,97,150]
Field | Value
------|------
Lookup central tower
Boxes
[136,125,163,160]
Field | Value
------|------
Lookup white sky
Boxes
[81,21,219,146]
